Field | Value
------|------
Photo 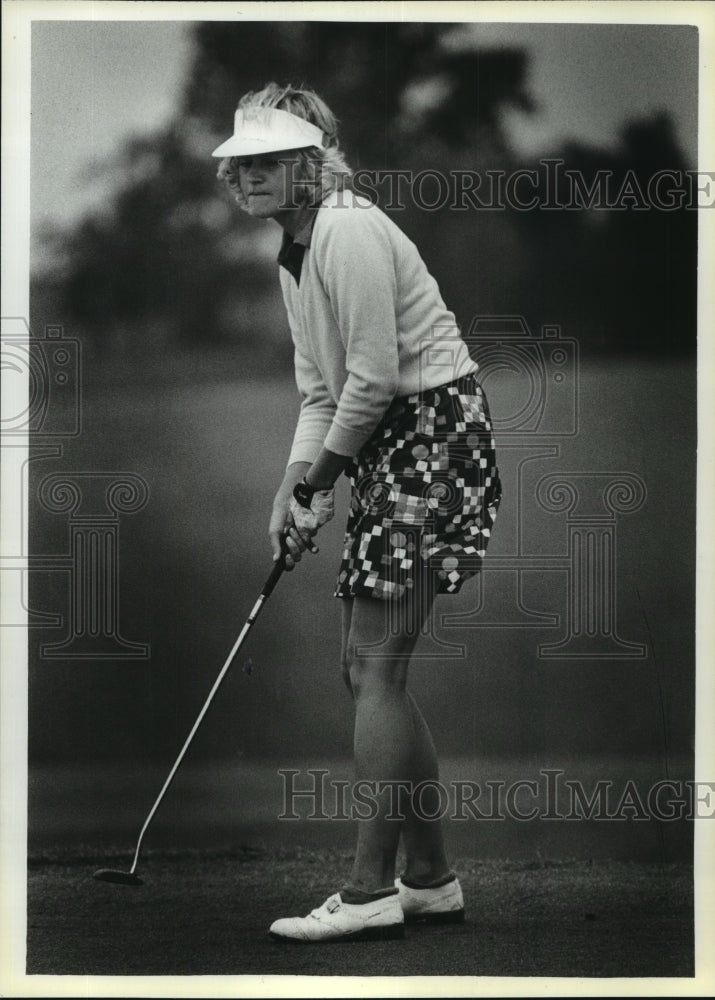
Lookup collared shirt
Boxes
[277,206,317,285]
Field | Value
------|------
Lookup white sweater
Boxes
[279,189,477,466]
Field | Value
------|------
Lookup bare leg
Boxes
[400,693,452,885]
[340,592,451,892]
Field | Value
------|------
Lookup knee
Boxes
[344,644,408,701]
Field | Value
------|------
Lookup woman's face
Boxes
[237,152,301,220]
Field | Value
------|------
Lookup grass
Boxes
[25,847,694,978]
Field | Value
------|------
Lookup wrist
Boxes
[292,475,333,510]
[291,477,314,510]
[304,469,334,492]
[281,462,310,490]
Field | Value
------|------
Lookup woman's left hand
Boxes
[289,488,335,536]
[279,448,345,568]
[288,490,335,561]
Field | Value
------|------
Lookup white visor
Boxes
[211,106,325,158]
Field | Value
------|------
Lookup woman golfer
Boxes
[214,83,501,942]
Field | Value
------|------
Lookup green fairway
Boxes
[26,849,693,978]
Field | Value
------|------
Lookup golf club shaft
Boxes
[128,549,287,875]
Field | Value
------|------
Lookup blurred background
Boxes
[26,19,697,862]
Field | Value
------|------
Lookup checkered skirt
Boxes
[335,372,502,600]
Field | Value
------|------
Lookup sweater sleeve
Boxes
[288,339,337,466]
[317,206,400,457]
[281,280,337,467]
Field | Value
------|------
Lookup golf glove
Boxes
[289,487,335,535]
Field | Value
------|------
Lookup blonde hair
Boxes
[217,82,352,209]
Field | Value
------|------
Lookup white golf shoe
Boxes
[395,876,465,924]
[269,891,405,942]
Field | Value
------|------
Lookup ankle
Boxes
[400,869,456,890]
[341,884,399,905]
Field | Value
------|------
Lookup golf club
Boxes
[93,539,291,886]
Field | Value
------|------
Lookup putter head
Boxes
[93,868,144,886]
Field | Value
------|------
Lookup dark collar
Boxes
[277,207,317,286]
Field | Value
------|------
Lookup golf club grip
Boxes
[261,533,290,599]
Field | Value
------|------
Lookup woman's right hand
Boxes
[269,463,319,570]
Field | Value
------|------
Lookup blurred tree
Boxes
[37,126,278,358]
[186,22,533,165]
[33,21,538,367]
[509,111,697,354]
[31,20,696,369]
